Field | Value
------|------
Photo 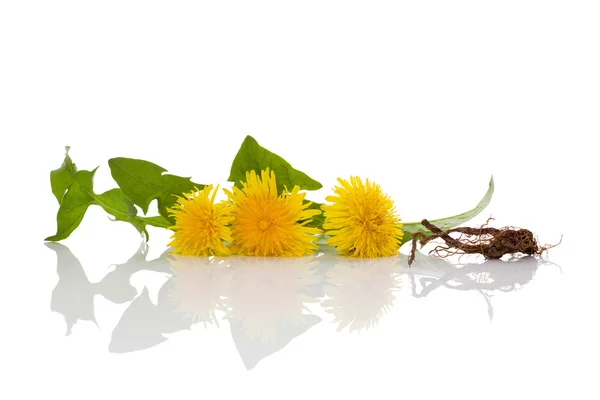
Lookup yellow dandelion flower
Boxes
[168,185,233,256]
[224,169,322,257]
[322,176,403,258]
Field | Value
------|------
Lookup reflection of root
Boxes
[410,255,543,321]
[226,257,321,343]
[412,256,540,296]
[322,257,402,332]
[168,256,230,328]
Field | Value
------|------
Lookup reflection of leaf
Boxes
[228,135,322,193]
[46,243,97,335]
[226,257,321,343]
[108,157,204,223]
[46,241,193,354]
[231,314,321,370]
[108,255,195,354]
[96,242,171,304]
[46,150,171,241]
[109,288,168,353]
[401,176,494,245]
[323,257,402,332]
[225,256,322,370]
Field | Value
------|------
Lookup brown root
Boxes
[407,218,560,266]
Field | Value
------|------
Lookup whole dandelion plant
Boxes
[47,136,494,258]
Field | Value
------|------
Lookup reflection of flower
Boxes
[322,177,403,258]
[224,169,322,256]
[168,185,233,256]
[322,256,402,332]
[168,255,231,327]
[225,256,321,342]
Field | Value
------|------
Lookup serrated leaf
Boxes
[400,176,495,245]
[228,135,322,193]
[108,157,204,222]
[50,146,77,204]
[47,150,174,242]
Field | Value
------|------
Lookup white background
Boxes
[1,1,599,399]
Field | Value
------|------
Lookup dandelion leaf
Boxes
[46,150,171,242]
[401,176,495,245]
[228,135,322,193]
[50,146,77,204]
[46,170,96,241]
[304,200,325,228]
[108,157,204,223]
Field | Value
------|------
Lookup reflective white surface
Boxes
[3,236,596,399]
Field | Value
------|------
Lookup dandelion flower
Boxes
[168,185,233,256]
[224,169,322,257]
[322,176,403,258]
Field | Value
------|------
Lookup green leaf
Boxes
[50,146,77,204]
[108,157,204,222]
[45,170,96,241]
[95,188,137,219]
[136,215,172,229]
[95,188,160,238]
[304,200,325,228]
[47,151,175,242]
[228,135,322,193]
[400,176,495,245]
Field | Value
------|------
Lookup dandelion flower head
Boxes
[322,176,403,258]
[168,185,233,256]
[224,169,322,257]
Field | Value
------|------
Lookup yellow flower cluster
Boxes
[168,169,403,258]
